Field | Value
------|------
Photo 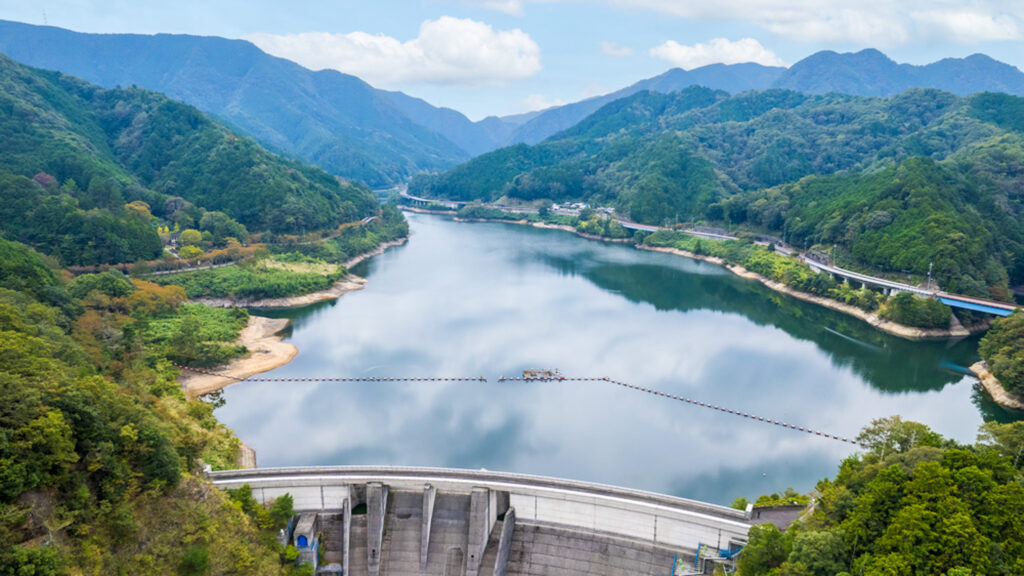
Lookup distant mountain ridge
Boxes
[0,20,479,187]
[2,20,1024,181]
[0,53,378,266]
[509,49,1024,146]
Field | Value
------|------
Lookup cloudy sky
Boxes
[2,0,1023,119]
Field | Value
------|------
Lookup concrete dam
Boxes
[208,466,756,575]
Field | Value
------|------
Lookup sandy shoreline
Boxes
[637,244,985,341]
[179,316,298,398]
[970,361,1024,411]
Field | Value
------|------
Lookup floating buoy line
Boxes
[174,364,861,446]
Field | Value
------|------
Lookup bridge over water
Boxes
[802,257,1018,317]
[209,466,755,575]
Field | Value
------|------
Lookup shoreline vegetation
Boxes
[178,316,297,399]
[419,207,983,339]
[174,237,408,397]
[153,203,411,400]
[636,244,983,340]
[413,209,1024,412]
[189,238,406,308]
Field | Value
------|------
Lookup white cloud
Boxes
[468,0,525,16]
[248,17,541,87]
[912,9,1021,43]
[522,94,566,111]
[650,37,785,69]
[600,41,634,57]
[545,0,1024,46]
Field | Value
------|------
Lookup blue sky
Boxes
[2,0,1023,119]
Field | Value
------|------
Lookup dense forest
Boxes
[0,54,379,266]
[411,88,1024,297]
[0,237,311,574]
[738,416,1024,576]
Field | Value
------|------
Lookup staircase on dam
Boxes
[476,518,505,575]
[318,512,345,566]
[349,513,369,576]
[424,492,472,576]
[379,490,424,576]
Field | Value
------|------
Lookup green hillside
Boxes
[0,54,378,266]
[0,238,307,574]
[411,88,1024,296]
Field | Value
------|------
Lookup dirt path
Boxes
[178,316,298,398]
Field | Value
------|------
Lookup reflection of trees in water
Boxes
[568,258,981,396]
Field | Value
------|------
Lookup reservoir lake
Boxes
[216,213,1015,505]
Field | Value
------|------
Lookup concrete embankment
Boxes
[970,361,1024,411]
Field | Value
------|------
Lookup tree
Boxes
[178,245,203,260]
[977,421,1024,469]
[730,496,749,510]
[737,524,790,576]
[269,493,295,530]
[179,229,202,246]
[784,531,848,576]
[978,311,1024,395]
[857,416,942,459]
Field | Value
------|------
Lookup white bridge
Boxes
[209,466,754,575]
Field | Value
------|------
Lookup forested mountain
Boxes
[0,54,378,266]
[496,50,1024,147]
[5,21,1024,173]
[0,19,476,186]
[411,87,1024,296]
[775,49,1024,97]
[505,62,787,145]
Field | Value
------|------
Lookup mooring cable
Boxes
[500,375,862,446]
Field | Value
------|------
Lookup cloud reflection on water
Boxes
[217,214,997,504]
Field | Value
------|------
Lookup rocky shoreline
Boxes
[441,212,989,341]
[970,361,1024,411]
[637,244,985,341]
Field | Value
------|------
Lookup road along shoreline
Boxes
[435,212,985,341]
[636,245,985,341]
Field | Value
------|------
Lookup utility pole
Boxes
[928,261,933,292]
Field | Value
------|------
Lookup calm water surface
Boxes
[216,213,1016,505]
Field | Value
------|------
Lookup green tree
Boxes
[179,229,202,246]
[737,524,790,576]
[784,531,848,576]
[178,245,203,260]
[977,421,1024,469]
[978,311,1024,395]
[857,416,943,459]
